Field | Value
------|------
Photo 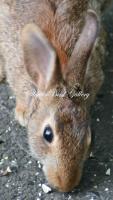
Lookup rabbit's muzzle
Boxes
[43,156,83,192]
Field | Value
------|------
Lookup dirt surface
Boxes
[0,4,113,200]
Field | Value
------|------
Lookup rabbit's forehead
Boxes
[37,96,87,130]
[39,97,86,121]
[56,99,86,120]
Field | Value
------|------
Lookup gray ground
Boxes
[0,3,113,200]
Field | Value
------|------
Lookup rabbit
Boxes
[0,0,109,192]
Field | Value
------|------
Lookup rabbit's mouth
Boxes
[43,160,82,192]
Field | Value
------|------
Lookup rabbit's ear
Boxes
[65,10,99,88]
[22,24,61,91]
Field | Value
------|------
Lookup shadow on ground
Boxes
[0,3,113,200]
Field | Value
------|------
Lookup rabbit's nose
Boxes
[54,173,81,192]
[45,167,82,192]
[55,178,77,192]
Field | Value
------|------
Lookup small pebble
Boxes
[8,127,11,131]
[4,156,8,160]
[0,166,12,176]
[0,159,4,165]
[42,184,52,193]
[68,196,72,200]
[35,172,39,176]
[38,192,42,197]
[38,164,41,169]
[6,166,12,173]
[11,160,17,166]
[96,118,100,122]
[105,188,109,191]
[11,160,18,169]
[10,121,13,125]
[90,198,94,200]
[5,183,9,188]
[9,96,15,99]
[106,168,111,176]
[28,160,32,164]
[90,152,94,158]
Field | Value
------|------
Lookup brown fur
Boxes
[0,0,109,192]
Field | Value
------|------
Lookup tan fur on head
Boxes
[0,0,106,192]
[28,95,91,192]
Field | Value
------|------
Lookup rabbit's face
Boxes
[22,10,99,191]
[28,95,91,192]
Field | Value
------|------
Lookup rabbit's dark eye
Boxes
[43,126,53,143]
